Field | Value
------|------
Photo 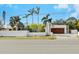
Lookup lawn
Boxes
[0,36,56,40]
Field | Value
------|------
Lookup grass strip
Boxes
[0,36,56,40]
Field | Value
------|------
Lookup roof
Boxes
[51,25,67,28]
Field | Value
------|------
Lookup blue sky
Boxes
[0,4,79,25]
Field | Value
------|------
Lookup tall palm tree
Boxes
[23,14,31,26]
[2,11,6,25]
[35,7,40,24]
[28,8,35,24]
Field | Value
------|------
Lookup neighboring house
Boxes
[0,24,12,31]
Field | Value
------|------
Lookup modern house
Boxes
[45,22,69,34]
[51,25,69,34]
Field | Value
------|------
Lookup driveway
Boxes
[0,39,79,54]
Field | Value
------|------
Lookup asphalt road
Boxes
[0,39,79,54]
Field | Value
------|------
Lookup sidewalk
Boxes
[54,34,79,40]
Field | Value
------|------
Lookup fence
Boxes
[0,31,46,36]
[0,31,29,36]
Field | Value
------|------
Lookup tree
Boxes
[0,20,3,30]
[9,16,24,30]
[66,17,77,30]
[18,21,25,30]
[27,24,45,32]
[23,14,31,26]
[75,20,79,31]
[34,7,40,31]
[28,24,38,32]
[41,14,52,35]
[41,14,52,25]
[54,19,66,25]
[37,24,45,32]
[2,11,6,25]
[28,8,35,24]
[35,7,40,24]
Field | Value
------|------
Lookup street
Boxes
[0,39,79,54]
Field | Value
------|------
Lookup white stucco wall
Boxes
[0,31,29,36]
[0,31,46,36]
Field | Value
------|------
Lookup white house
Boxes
[45,22,69,34]
[51,25,69,34]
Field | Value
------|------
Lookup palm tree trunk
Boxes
[4,18,5,25]
[26,19,28,26]
[38,15,39,24]
[32,15,33,24]
[3,11,6,26]
[37,14,39,32]
[16,24,18,31]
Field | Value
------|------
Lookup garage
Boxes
[50,25,68,34]
[45,23,68,34]
[51,28,64,34]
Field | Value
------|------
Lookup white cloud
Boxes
[54,4,79,18]
[6,4,18,9]
[70,12,78,17]
[70,4,79,17]
[54,4,69,9]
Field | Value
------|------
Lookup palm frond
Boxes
[48,18,52,22]
[34,7,40,14]
[23,14,31,18]
[46,14,50,17]
[41,17,47,21]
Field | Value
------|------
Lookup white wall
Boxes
[0,31,46,36]
[28,32,46,36]
[0,31,28,36]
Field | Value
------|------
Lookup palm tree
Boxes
[2,11,6,25]
[41,14,52,25]
[35,7,40,24]
[34,7,40,32]
[41,14,52,35]
[28,8,35,24]
[23,14,31,26]
[9,16,23,31]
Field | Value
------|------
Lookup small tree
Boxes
[75,20,79,31]
[9,16,24,30]
[27,24,45,32]
[66,17,77,30]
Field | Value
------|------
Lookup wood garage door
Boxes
[51,28,64,34]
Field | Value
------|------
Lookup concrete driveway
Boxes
[0,39,79,54]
